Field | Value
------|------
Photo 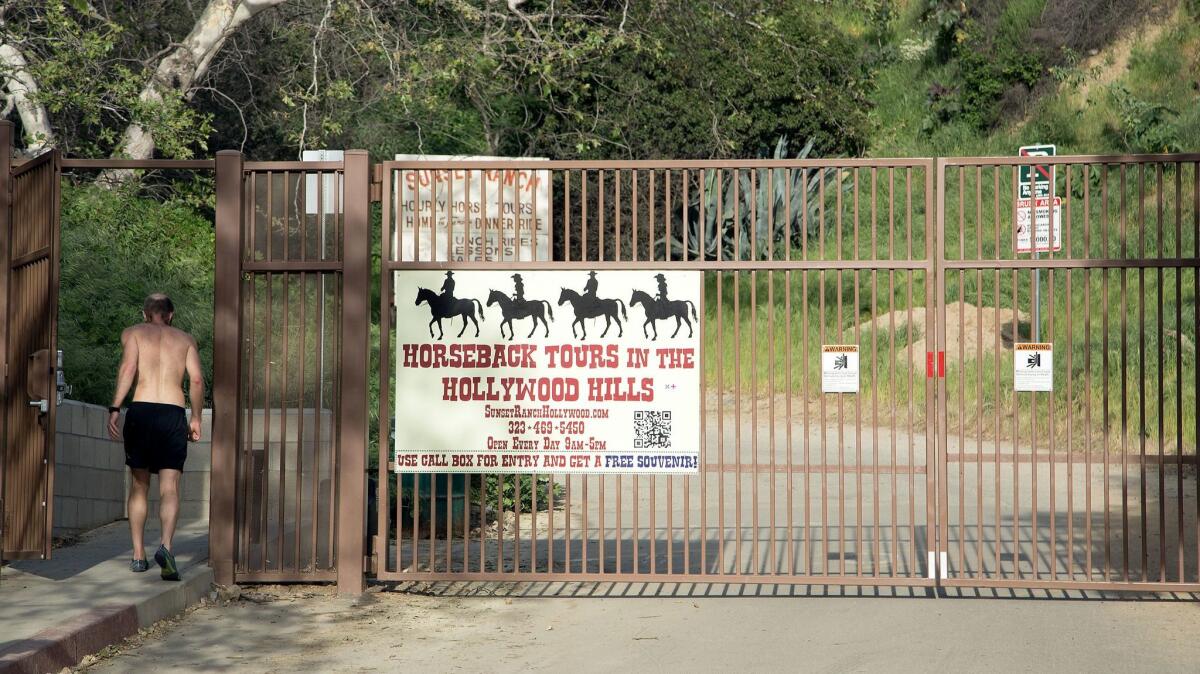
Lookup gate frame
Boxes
[0,121,63,560]
[210,150,371,594]
[934,154,1200,593]
[372,157,943,587]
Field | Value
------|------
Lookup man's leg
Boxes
[128,468,151,560]
[158,469,181,552]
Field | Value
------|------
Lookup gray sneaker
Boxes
[154,545,180,581]
[131,558,150,572]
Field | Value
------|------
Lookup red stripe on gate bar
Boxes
[938,351,945,378]
[926,351,935,378]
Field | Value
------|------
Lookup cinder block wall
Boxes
[53,401,212,536]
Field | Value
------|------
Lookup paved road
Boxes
[89,584,1200,673]
[389,420,1198,583]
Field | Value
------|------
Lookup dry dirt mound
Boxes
[857,302,1029,367]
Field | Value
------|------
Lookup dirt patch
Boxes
[1073,4,1176,105]
[856,301,1029,368]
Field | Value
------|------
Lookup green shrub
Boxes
[59,183,214,406]
[474,475,560,513]
[1105,83,1182,153]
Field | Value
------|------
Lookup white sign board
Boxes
[822,345,860,393]
[393,154,551,262]
[301,149,344,217]
[1014,343,1053,391]
[1015,196,1063,253]
[393,269,701,474]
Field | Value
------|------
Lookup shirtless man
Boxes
[107,293,204,581]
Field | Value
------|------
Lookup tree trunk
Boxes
[0,43,55,154]
[99,0,287,184]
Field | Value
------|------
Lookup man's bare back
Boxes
[108,295,204,444]
[122,323,198,408]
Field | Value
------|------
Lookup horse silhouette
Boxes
[557,288,626,339]
[486,290,554,340]
[415,287,484,339]
[629,289,697,340]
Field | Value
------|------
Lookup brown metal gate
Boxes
[201,150,1198,594]
[935,155,1200,592]
[0,127,62,560]
[209,151,370,590]
[375,158,941,587]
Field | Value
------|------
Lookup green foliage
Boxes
[921,0,968,62]
[920,0,1048,132]
[530,2,872,159]
[670,137,851,260]
[473,475,560,513]
[59,184,214,405]
[21,1,212,157]
[862,0,900,66]
[1104,84,1181,153]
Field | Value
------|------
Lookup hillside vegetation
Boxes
[44,0,1199,456]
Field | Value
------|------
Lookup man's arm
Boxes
[108,328,138,440]
[185,337,204,441]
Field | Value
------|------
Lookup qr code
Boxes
[633,410,672,449]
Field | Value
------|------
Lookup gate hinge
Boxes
[365,538,378,576]
[925,352,945,378]
[369,165,383,203]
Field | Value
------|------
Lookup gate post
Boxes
[336,150,370,595]
[0,121,10,551]
[211,150,243,587]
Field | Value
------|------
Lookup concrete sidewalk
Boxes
[0,520,211,674]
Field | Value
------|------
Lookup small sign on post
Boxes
[1013,343,1053,392]
[822,345,860,393]
[1017,143,1057,343]
[1015,195,1063,253]
[1018,144,1056,199]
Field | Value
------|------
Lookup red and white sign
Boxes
[1015,196,1062,253]
[393,269,701,474]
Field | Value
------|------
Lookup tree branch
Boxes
[105,0,287,172]
[0,41,55,154]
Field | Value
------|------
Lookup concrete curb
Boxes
[0,565,214,674]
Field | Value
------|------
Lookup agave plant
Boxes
[667,137,852,260]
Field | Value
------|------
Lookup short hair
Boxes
[143,293,175,319]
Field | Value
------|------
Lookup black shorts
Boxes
[123,402,188,473]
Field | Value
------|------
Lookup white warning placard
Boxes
[1015,196,1062,253]
[1014,343,1053,391]
[822,344,859,393]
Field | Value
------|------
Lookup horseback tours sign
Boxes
[393,154,552,262]
[392,269,701,474]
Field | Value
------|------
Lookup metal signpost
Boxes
[1017,144,1056,340]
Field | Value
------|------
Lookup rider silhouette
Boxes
[581,271,600,312]
[511,273,527,310]
[439,271,456,305]
[654,273,669,305]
